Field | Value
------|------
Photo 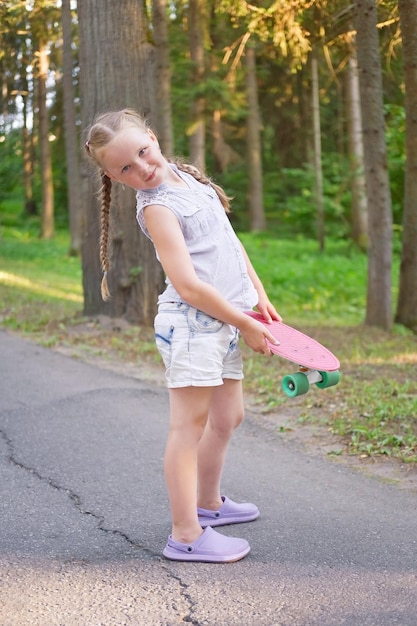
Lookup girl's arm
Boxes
[143,204,278,355]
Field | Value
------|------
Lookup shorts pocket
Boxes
[189,308,224,334]
[154,320,174,369]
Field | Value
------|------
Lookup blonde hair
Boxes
[84,108,231,300]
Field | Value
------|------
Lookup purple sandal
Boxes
[163,526,250,562]
[197,496,260,528]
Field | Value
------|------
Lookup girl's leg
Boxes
[164,385,213,544]
[197,378,244,510]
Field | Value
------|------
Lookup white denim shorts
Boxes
[154,302,243,388]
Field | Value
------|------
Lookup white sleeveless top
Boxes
[136,164,258,311]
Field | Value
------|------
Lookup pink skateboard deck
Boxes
[245,311,340,397]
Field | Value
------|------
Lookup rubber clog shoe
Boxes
[163,526,250,563]
[197,496,260,528]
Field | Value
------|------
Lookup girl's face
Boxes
[99,126,174,190]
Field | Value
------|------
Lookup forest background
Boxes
[0,0,417,466]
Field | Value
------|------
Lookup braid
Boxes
[99,172,112,301]
[171,159,232,213]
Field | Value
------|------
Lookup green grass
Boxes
[331,378,417,459]
[0,207,82,331]
[1,210,416,465]
[239,233,399,326]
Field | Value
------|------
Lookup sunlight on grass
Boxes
[348,351,417,366]
[0,271,83,302]
[352,354,417,366]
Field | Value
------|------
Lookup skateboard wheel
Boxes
[315,370,340,389]
[282,373,310,397]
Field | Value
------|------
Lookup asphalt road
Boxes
[0,328,416,626]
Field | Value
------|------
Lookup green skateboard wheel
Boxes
[315,370,340,389]
[282,372,310,397]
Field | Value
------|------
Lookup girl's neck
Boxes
[164,164,188,188]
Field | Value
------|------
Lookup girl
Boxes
[85,109,282,563]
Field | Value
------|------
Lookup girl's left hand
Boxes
[256,298,282,324]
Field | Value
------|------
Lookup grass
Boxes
[1,206,417,465]
[239,233,391,326]
[332,378,417,459]
[0,234,82,331]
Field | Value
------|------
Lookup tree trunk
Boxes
[78,0,164,325]
[22,94,36,215]
[62,0,81,256]
[345,39,368,251]
[212,109,241,172]
[245,44,265,232]
[20,36,36,216]
[395,0,417,332]
[188,0,206,171]
[151,0,174,156]
[354,0,393,330]
[311,47,325,252]
[38,39,54,239]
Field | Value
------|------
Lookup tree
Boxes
[21,42,37,216]
[345,35,368,250]
[151,0,174,156]
[354,0,393,330]
[61,0,81,255]
[188,0,206,171]
[78,0,164,324]
[395,0,417,332]
[37,36,54,239]
[30,0,61,239]
[245,42,265,231]
[311,45,325,251]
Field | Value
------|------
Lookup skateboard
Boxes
[245,311,340,398]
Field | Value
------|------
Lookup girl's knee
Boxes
[235,409,244,428]
[231,409,244,431]
[210,408,244,437]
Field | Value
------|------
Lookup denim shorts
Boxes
[154,302,243,388]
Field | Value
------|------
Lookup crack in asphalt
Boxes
[0,426,200,624]
[166,572,200,625]
[0,427,155,556]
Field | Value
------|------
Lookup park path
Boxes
[0,328,416,625]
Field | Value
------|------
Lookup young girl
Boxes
[85,109,282,563]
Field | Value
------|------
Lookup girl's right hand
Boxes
[239,317,279,356]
